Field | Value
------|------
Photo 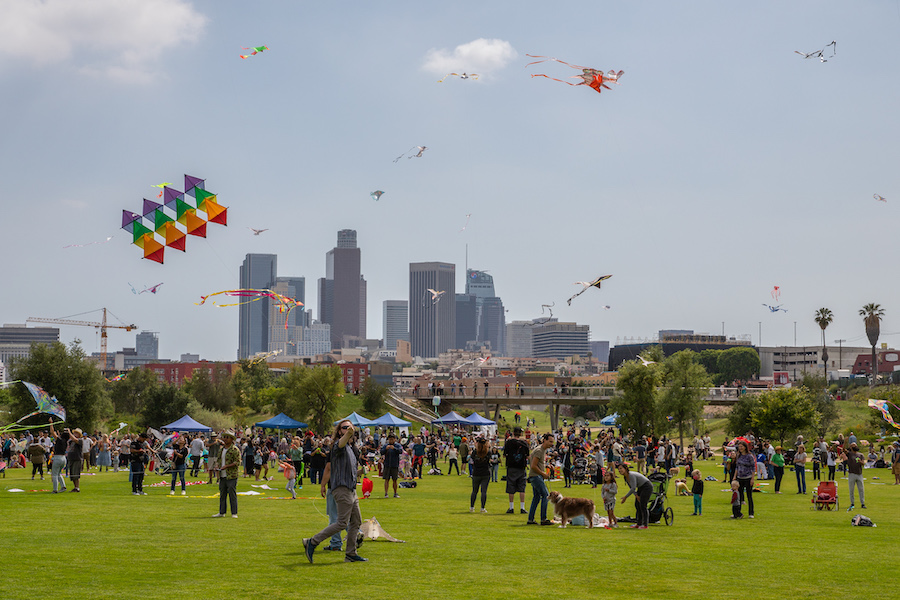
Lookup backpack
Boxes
[506,440,528,469]
[399,481,417,488]
[851,514,875,527]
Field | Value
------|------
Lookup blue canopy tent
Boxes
[255,413,308,429]
[599,413,619,426]
[161,415,212,433]
[463,413,496,426]
[371,413,412,427]
[431,411,470,426]
[333,412,377,427]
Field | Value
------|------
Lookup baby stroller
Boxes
[571,457,589,485]
[647,471,674,525]
[811,480,839,511]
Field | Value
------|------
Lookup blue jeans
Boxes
[325,488,343,549]
[528,476,549,521]
[795,465,806,493]
[51,455,67,492]
[170,465,186,491]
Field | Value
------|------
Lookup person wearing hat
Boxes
[213,430,240,517]
[891,441,900,485]
[841,442,866,510]
[503,426,529,514]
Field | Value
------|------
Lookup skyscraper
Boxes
[135,331,159,359]
[532,321,590,359]
[383,300,409,351]
[409,262,455,358]
[238,253,277,359]
[506,320,534,358]
[455,294,477,349]
[318,229,366,350]
[465,269,506,355]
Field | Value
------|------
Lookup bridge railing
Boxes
[393,385,618,400]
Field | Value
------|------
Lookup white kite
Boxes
[424,288,445,306]
[874,194,886,203]
[567,275,612,306]
[794,41,836,62]
[360,517,405,542]
[394,146,428,162]
[248,228,269,235]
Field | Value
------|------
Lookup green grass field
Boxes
[1,457,896,600]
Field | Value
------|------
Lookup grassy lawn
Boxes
[1,457,896,600]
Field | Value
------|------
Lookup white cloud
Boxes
[422,38,517,78]
[0,0,206,83]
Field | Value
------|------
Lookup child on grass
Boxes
[691,469,703,515]
[280,460,297,499]
[730,479,742,519]
[601,469,618,527]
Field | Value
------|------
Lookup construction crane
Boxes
[27,308,138,370]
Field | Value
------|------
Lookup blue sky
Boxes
[1,1,898,361]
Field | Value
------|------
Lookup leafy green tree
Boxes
[360,376,388,416]
[697,349,721,375]
[726,394,759,437]
[859,303,885,387]
[297,366,344,434]
[798,373,840,437]
[9,341,110,430]
[860,386,900,434]
[659,350,710,449]
[717,347,760,384]
[750,387,820,446]
[232,359,274,407]
[184,364,236,413]
[139,384,191,428]
[108,367,158,415]
[610,359,659,439]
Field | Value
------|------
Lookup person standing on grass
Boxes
[891,441,900,485]
[459,436,470,476]
[734,440,756,518]
[470,438,492,513]
[841,443,866,510]
[189,434,205,477]
[691,469,704,515]
[170,436,188,495]
[303,420,366,563]
[381,433,402,498]
[212,430,240,518]
[65,428,84,493]
[207,435,221,485]
[793,444,807,494]
[503,426,529,514]
[771,446,785,493]
[48,421,68,493]
[526,433,555,526]
[130,433,149,495]
[618,463,653,529]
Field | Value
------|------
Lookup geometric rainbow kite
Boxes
[868,398,900,430]
[121,174,227,264]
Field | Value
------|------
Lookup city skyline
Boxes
[2,3,898,362]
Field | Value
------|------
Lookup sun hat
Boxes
[222,430,236,439]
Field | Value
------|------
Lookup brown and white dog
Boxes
[548,490,594,528]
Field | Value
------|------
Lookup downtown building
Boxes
[455,269,505,354]
[409,261,455,359]
[531,321,590,359]
[0,324,59,382]
[318,229,366,350]
[383,300,409,351]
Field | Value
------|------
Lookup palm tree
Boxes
[859,303,885,386]
[814,308,833,369]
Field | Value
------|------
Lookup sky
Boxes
[2,0,899,362]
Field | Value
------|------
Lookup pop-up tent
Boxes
[371,413,412,427]
[333,412,376,427]
[255,413,308,429]
[161,415,212,432]
[431,411,469,426]
[599,413,619,426]
[463,413,496,426]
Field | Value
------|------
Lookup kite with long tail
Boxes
[0,381,66,433]
[868,399,900,430]
[198,289,303,329]
[526,55,623,95]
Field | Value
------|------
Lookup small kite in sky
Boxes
[198,289,302,329]
[394,146,428,162]
[868,398,900,430]
[541,302,555,315]
[460,213,471,232]
[437,72,479,82]
[874,194,886,203]
[636,356,656,367]
[250,349,282,364]
[240,46,269,59]
[151,182,172,198]
[771,286,781,301]
[140,283,163,295]
[794,41,836,62]
[248,228,268,235]
[762,304,788,313]
[423,288,445,306]
[526,55,623,95]
[370,190,385,201]
[567,275,612,306]
[63,236,113,249]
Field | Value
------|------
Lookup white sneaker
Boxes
[384,493,389,498]
[481,508,487,513]
[181,491,186,496]
[212,513,224,518]
[170,490,175,495]
[232,514,238,518]
[470,507,475,512]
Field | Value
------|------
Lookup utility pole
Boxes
[834,339,846,370]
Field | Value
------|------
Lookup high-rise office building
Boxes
[0,324,59,371]
[383,300,409,351]
[455,294,477,349]
[135,331,159,358]
[506,320,535,358]
[318,230,366,350]
[532,321,590,359]
[465,269,506,355]
[238,254,277,359]
[409,262,455,358]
